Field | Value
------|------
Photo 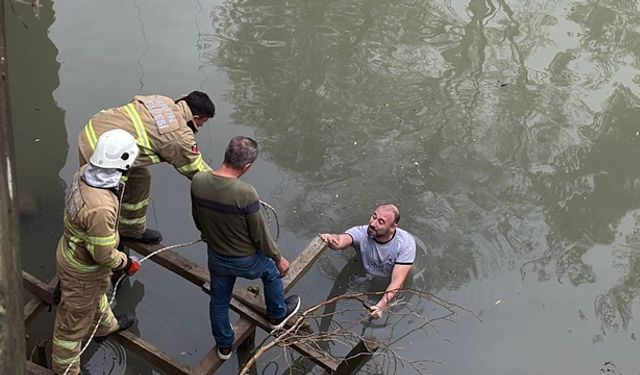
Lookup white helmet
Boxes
[90,129,139,170]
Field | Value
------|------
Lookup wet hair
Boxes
[378,203,400,224]
[176,91,215,118]
[223,136,259,169]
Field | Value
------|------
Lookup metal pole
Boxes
[0,0,26,373]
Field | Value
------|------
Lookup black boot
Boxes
[114,314,136,332]
[122,229,163,244]
[95,314,137,342]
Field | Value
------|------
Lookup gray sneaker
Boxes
[269,295,301,330]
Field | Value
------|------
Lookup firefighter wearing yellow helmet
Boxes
[77,91,215,244]
[52,129,142,375]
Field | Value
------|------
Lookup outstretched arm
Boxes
[370,263,412,319]
[158,136,212,179]
[319,233,353,250]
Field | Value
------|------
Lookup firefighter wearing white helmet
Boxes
[77,91,216,245]
[52,130,142,375]
[89,128,139,170]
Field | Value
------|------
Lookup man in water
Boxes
[320,203,416,318]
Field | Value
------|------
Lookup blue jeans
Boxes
[207,247,286,348]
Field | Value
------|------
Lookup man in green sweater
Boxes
[191,136,300,360]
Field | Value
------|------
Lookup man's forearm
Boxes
[375,264,412,310]
[376,287,400,309]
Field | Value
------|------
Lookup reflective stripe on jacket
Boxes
[57,166,127,278]
[78,95,212,178]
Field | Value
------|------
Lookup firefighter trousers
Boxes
[51,271,119,375]
[119,167,151,238]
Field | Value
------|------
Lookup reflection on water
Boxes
[12,0,640,373]
[205,0,640,351]
[83,339,127,375]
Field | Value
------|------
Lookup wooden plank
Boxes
[229,297,339,372]
[22,271,54,305]
[24,277,58,324]
[191,297,339,375]
[24,298,46,324]
[282,237,327,292]
[123,238,329,375]
[123,236,326,293]
[190,318,255,375]
[22,271,191,375]
[190,238,331,374]
[122,241,209,289]
[333,338,380,375]
[114,331,190,375]
[26,361,54,375]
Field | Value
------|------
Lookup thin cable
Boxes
[260,200,280,242]
[63,202,277,373]
[61,239,202,375]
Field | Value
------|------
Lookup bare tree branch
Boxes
[239,289,480,375]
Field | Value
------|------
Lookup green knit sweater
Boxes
[190,171,280,260]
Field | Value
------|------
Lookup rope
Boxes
[259,200,280,242]
[61,201,279,374]
[61,239,202,375]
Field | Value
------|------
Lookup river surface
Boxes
[8,0,640,374]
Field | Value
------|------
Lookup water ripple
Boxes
[83,339,127,375]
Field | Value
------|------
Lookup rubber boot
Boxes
[122,229,163,245]
[95,314,137,342]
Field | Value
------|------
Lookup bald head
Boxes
[367,203,400,241]
[377,204,400,224]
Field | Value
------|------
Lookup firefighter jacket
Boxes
[78,95,211,178]
[56,165,128,280]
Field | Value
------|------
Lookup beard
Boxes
[367,225,381,238]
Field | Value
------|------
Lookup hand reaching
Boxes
[368,305,383,319]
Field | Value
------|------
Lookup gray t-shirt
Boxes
[345,225,416,277]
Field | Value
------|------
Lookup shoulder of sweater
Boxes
[192,173,256,192]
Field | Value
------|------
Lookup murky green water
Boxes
[9,0,640,373]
